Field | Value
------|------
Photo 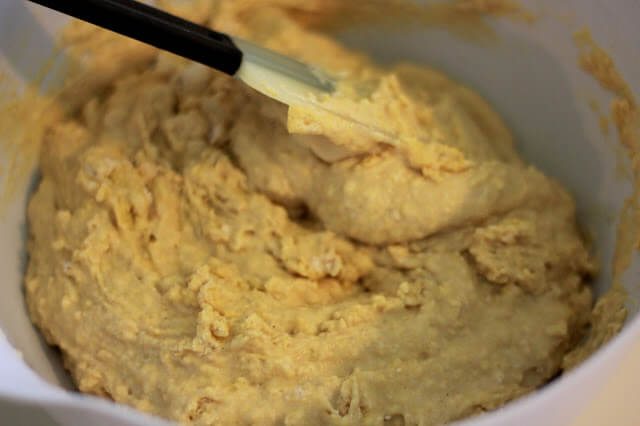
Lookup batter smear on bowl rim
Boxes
[25,1,605,424]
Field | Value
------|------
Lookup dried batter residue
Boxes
[574,29,640,277]
[0,42,68,218]
[567,28,639,366]
[588,99,611,137]
[0,87,59,218]
[282,0,536,43]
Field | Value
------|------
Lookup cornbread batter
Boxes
[25,1,599,425]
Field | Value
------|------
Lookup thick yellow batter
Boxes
[26,1,599,425]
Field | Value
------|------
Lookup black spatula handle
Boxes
[27,0,244,76]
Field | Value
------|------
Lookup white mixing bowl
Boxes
[1,1,639,425]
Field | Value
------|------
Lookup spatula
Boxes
[27,0,337,107]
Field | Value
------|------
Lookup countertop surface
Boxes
[0,400,56,425]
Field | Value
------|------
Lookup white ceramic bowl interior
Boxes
[1,1,639,425]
